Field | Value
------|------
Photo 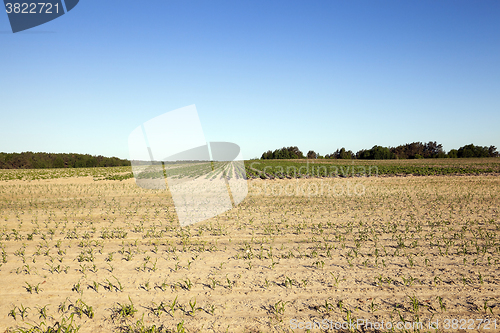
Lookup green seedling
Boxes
[189,298,198,316]
[436,296,446,312]
[8,306,17,320]
[483,299,494,314]
[112,296,137,319]
[38,304,50,320]
[25,282,41,294]
[151,301,167,317]
[91,281,99,293]
[330,273,344,287]
[284,276,294,288]
[176,320,185,333]
[273,300,288,316]
[408,295,420,314]
[142,280,151,291]
[324,300,333,313]
[183,278,192,290]
[19,304,29,321]
[207,303,216,315]
[337,300,344,312]
[72,281,82,294]
[369,299,378,313]
[169,296,178,315]
[209,278,218,290]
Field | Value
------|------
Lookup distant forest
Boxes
[0,152,131,169]
[261,143,499,160]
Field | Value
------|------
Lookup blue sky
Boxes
[1,0,499,159]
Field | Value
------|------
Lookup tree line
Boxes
[0,152,131,169]
[261,143,499,160]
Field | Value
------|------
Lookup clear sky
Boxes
[1,0,499,159]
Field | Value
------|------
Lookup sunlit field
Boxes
[1,166,499,332]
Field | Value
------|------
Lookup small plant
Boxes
[158,279,169,291]
[337,299,344,312]
[19,304,30,320]
[330,272,344,287]
[106,275,124,292]
[70,299,94,319]
[141,280,151,291]
[114,276,124,291]
[25,281,41,294]
[437,296,446,312]
[284,276,294,288]
[106,252,114,262]
[313,260,325,269]
[402,275,416,286]
[169,296,178,315]
[38,304,50,320]
[369,299,378,313]
[478,272,484,284]
[183,278,192,291]
[91,281,99,293]
[58,298,70,314]
[151,258,158,272]
[483,299,494,314]
[226,276,233,289]
[408,295,420,314]
[406,255,414,267]
[72,280,83,294]
[112,296,137,320]
[209,277,218,290]
[461,275,471,286]
[189,298,198,316]
[324,299,333,313]
[207,303,216,315]
[176,320,185,333]
[8,305,17,320]
[273,300,288,317]
[151,301,168,317]
[345,309,357,333]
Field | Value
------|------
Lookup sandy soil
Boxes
[0,175,499,332]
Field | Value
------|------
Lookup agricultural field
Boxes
[0,163,499,332]
[245,158,500,178]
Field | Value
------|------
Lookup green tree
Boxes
[307,150,317,159]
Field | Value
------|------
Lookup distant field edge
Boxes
[0,158,499,181]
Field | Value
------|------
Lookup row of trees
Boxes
[261,143,499,160]
[0,152,131,169]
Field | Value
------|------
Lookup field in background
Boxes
[246,158,500,178]
[0,158,499,182]
[0,164,499,332]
